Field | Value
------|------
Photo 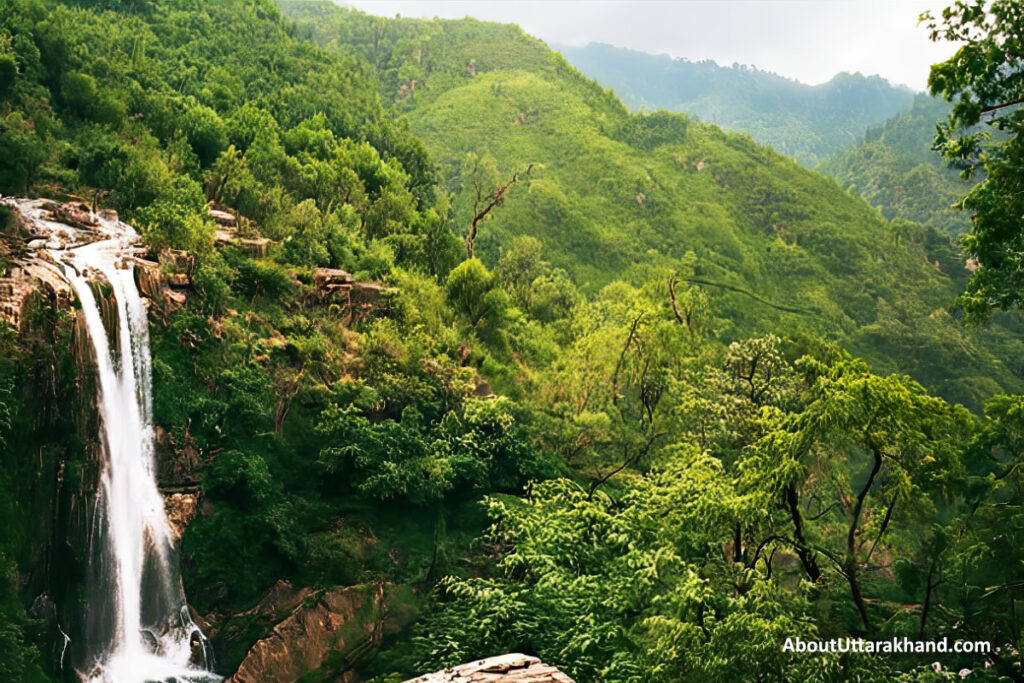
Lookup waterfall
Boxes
[52,217,218,683]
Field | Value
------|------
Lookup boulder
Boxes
[48,202,98,231]
[314,267,354,287]
[207,205,237,228]
[307,268,394,321]
[402,653,575,683]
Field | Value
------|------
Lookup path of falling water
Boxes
[52,216,218,683]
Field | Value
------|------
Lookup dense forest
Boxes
[557,42,916,166]
[820,93,973,236]
[0,0,1022,681]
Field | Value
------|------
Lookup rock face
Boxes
[0,198,94,329]
[209,202,272,257]
[227,584,393,683]
[163,492,199,541]
[308,267,395,322]
[402,653,575,683]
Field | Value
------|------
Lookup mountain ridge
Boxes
[555,41,916,166]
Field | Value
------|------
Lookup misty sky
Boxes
[345,0,958,91]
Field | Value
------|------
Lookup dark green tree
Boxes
[926,0,1024,320]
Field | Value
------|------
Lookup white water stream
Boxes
[50,215,216,683]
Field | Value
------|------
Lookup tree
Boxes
[925,0,1024,320]
[744,359,969,631]
[446,258,507,329]
[0,54,16,95]
[463,153,533,259]
[496,235,545,309]
[415,466,849,682]
[0,113,47,194]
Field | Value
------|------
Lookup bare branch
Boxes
[467,163,534,259]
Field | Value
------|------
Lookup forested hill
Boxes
[283,1,1021,409]
[556,42,915,166]
[819,93,973,235]
[3,1,1024,682]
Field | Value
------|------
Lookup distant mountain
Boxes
[556,42,915,166]
[819,93,972,235]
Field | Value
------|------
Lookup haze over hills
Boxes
[556,42,916,166]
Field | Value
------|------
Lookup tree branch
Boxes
[467,163,533,259]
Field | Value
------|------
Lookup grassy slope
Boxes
[281,2,1023,408]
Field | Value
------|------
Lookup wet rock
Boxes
[48,202,98,231]
[402,653,575,683]
[28,593,57,621]
[0,260,73,330]
[133,257,186,313]
[154,425,203,488]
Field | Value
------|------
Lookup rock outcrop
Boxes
[209,202,272,257]
[163,492,199,541]
[402,653,575,683]
[307,267,394,322]
[227,583,401,683]
[0,198,97,329]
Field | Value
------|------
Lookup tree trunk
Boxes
[785,484,820,582]
[919,558,937,638]
[845,446,883,632]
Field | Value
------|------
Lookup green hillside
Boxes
[284,1,1020,409]
[820,93,973,235]
[556,42,916,166]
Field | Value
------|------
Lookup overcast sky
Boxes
[345,0,958,91]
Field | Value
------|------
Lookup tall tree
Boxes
[925,0,1024,320]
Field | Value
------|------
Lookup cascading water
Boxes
[49,214,218,683]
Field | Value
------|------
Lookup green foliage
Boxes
[284,1,1024,408]
[925,0,1024,322]
[820,93,973,235]
[445,258,504,328]
[0,53,16,94]
[3,3,1024,682]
